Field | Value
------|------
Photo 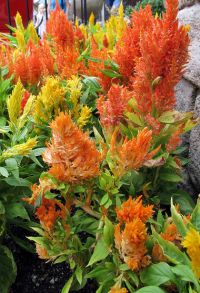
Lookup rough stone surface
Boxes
[188,91,200,193]
[175,78,195,112]
[178,4,200,88]
[175,4,200,196]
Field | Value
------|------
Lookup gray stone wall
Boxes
[175,3,200,195]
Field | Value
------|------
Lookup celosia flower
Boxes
[109,287,128,293]
[145,114,163,135]
[21,91,30,112]
[97,85,132,126]
[115,0,189,114]
[166,125,184,152]
[182,228,200,278]
[43,113,102,183]
[116,196,153,223]
[36,197,66,231]
[7,79,24,124]
[110,128,160,176]
[36,244,49,259]
[46,3,74,48]
[0,137,37,162]
[115,218,150,271]
[77,106,92,128]
[33,77,64,125]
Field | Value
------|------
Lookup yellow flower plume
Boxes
[182,228,200,278]
[7,79,24,124]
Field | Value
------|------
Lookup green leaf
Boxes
[61,276,74,293]
[0,245,17,293]
[0,201,5,237]
[152,228,190,265]
[103,217,114,246]
[159,172,182,183]
[135,286,166,293]
[4,177,31,187]
[191,200,200,232]
[171,199,187,237]
[75,266,83,285]
[87,238,109,266]
[125,112,143,126]
[0,167,9,177]
[5,202,30,220]
[172,265,200,291]
[140,262,176,286]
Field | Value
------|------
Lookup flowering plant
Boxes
[0,0,200,292]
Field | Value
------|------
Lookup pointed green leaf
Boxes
[61,276,74,293]
[87,238,109,266]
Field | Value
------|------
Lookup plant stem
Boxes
[73,199,101,219]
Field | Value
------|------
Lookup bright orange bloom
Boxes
[110,128,160,175]
[43,113,102,183]
[46,2,74,48]
[97,85,132,126]
[11,40,54,85]
[36,197,67,231]
[116,196,153,223]
[161,223,180,242]
[115,218,150,271]
[56,45,84,79]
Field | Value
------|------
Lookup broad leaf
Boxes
[87,238,109,266]
[135,286,166,293]
[141,262,176,286]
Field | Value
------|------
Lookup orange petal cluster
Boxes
[97,85,132,126]
[43,112,102,183]
[10,40,54,85]
[115,0,189,114]
[110,287,128,293]
[115,196,153,271]
[46,3,74,49]
[36,197,66,231]
[116,195,154,223]
[115,218,150,271]
[110,128,160,175]
[166,125,184,152]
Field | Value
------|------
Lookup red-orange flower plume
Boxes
[43,113,102,183]
[97,85,132,126]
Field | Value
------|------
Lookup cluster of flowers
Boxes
[1,0,200,292]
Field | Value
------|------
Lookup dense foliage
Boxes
[125,0,165,17]
[0,1,199,292]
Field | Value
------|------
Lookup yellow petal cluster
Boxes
[0,137,37,162]
[27,22,39,44]
[77,106,92,128]
[33,77,64,125]
[182,228,200,278]
[7,79,24,124]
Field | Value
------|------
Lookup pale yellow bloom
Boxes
[182,228,200,278]
[77,106,92,128]
[7,79,24,124]
[89,13,95,26]
[16,30,26,51]
[27,22,39,43]
[33,77,64,124]
[18,95,36,129]
[15,12,24,32]
[66,75,82,117]
[0,137,37,162]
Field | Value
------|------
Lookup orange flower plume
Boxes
[43,113,102,183]
[36,197,67,231]
[115,219,150,271]
[46,2,74,49]
[97,85,132,126]
[116,195,154,224]
[110,127,160,175]
[115,0,189,114]
[11,40,54,85]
